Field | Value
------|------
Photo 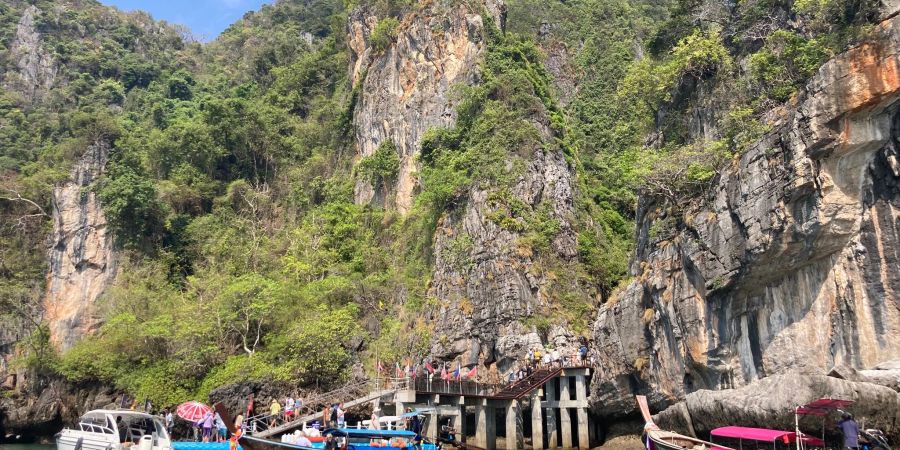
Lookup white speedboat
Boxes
[56,410,172,450]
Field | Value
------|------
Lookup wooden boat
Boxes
[636,396,734,450]
[214,403,316,450]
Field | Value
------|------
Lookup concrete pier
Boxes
[310,367,594,450]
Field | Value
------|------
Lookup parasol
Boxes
[177,401,212,422]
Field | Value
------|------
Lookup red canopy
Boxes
[796,398,854,416]
[711,426,825,446]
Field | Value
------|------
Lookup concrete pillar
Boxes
[531,392,544,450]
[505,400,523,450]
[395,401,405,429]
[575,375,589,449]
[453,401,467,443]
[576,409,589,450]
[427,396,440,440]
[560,377,572,449]
[475,402,496,450]
[545,379,557,449]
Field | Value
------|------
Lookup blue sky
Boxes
[99,0,272,42]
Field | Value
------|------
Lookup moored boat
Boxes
[56,410,173,450]
[320,429,437,450]
[239,434,316,450]
[636,396,734,450]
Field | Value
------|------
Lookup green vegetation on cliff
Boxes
[0,0,884,407]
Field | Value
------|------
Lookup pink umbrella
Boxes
[177,401,212,422]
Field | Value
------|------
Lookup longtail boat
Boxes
[214,404,316,450]
[636,395,734,450]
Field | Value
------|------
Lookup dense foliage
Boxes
[0,0,882,406]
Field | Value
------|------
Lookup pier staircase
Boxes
[247,380,401,438]
[491,367,561,400]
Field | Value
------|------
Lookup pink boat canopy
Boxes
[711,426,825,446]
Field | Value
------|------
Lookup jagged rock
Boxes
[0,378,118,438]
[590,12,900,419]
[3,5,57,104]
[428,144,581,372]
[859,360,900,391]
[43,142,117,352]
[350,1,492,213]
[653,374,900,442]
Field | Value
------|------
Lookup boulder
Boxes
[654,373,900,442]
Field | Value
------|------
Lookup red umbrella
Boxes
[177,401,212,422]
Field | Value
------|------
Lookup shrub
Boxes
[357,140,401,185]
[749,30,829,102]
[370,17,399,53]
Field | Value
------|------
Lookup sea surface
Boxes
[0,444,55,450]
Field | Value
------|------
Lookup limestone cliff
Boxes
[427,143,582,372]
[350,0,504,213]
[349,0,583,372]
[590,12,900,418]
[3,5,57,104]
[43,142,117,352]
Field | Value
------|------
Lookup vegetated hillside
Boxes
[0,0,894,425]
[0,0,191,372]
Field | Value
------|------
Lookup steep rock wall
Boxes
[350,1,503,213]
[3,5,57,104]
[590,14,900,418]
[427,144,581,372]
[43,142,117,352]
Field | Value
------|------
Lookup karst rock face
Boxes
[427,145,580,372]
[590,12,900,419]
[2,5,57,104]
[349,0,504,213]
[43,142,117,352]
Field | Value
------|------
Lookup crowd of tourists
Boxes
[266,395,307,427]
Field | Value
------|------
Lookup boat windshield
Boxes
[111,414,168,443]
[78,413,116,435]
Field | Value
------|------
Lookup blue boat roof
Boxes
[323,428,416,438]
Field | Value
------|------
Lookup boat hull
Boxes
[57,432,121,450]
[239,435,316,450]
[647,430,728,450]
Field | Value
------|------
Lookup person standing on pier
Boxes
[269,398,281,428]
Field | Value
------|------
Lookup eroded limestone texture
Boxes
[590,12,900,419]
[43,142,117,352]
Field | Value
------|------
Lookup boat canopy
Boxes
[323,428,417,438]
[711,427,825,446]
[795,398,854,416]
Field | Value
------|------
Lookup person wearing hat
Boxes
[269,399,281,428]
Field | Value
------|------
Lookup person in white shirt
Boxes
[296,431,313,447]
[285,397,295,421]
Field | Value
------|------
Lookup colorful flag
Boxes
[441,363,448,380]
[425,361,434,374]
[377,361,384,373]
[466,366,477,379]
[453,362,461,380]
[395,362,402,377]
[405,363,411,377]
